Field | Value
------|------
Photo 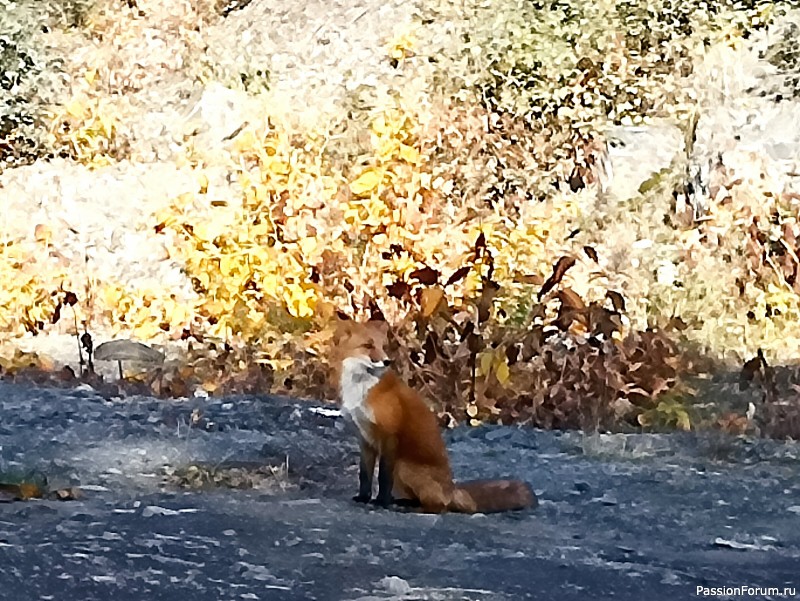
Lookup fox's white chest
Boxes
[340,358,380,445]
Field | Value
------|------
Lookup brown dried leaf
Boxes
[666,316,688,331]
[717,413,749,435]
[520,327,543,361]
[386,280,410,299]
[538,256,576,300]
[419,287,446,317]
[410,266,440,286]
[513,273,544,285]
[568,168,584,192]
[476,280,500,323]
[0,482,43,501]
[51,302,63,325]
[423,333,438,365]
[446,266,472,287]
[606,290,626,313]
[474,232,486,254]
[558,289,586,312]
[588,303,622,338]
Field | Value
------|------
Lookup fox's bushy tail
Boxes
[452,479,537,513]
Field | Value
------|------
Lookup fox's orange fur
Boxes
[332,319,536,514]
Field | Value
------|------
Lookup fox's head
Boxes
[331,319,392,386]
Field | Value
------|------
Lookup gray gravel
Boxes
[0,381,798,600]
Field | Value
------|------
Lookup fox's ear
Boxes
[333,313,353,338]
[369,318,389,335]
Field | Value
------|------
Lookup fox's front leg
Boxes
[373,438,396,508]
[354,438,377,504]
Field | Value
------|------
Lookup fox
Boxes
[331,318,537,514]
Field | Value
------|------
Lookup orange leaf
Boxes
[419,287,445,317]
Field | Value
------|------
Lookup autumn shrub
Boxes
[141,98,695,432]
[153,107,577,377]
[0,238,71,339]
[413,0,777,202]
[572,145,800,364]
[0,0,103,168]
[2,0,797,440]
[46,94,129,166]
[737,350,800,439]
[376,230,693,432]
[398,1,797,433]
[0,2,54,168]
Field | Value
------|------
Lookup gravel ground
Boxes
[0,382,798,600]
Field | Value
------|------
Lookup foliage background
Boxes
[1,0,800,438]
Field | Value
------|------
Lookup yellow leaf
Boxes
[676,410,691,431]
[261,273,278,297]
[377,138,400,160]
[349,169,383,197]
[254,183,269,203]
[343,206,361,224]
[270,161,291,175]
[98,110,115,136]
[219,255,239,277]
[299,237,317,257]
[478,352,493,377]
[211,318,233,340]
[132,320,161,340]
[233,130,258,153]
[197,271,210,291]
[103,286,123,308]
[496,359,510,385]
[194,221,226,242]
[65,98,86,119]
[249,221,272,240]
[197,172,209,194]
[371,115,389,137]
[284,285,315,318]
[398,144,420,164]
[84,68,97,84]
[265,357,294,371]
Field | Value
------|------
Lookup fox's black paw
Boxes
[370,496,393,509]
[352,494,372,504]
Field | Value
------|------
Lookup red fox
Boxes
[331,319,537,514]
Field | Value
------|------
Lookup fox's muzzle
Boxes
[367,359,391,377]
